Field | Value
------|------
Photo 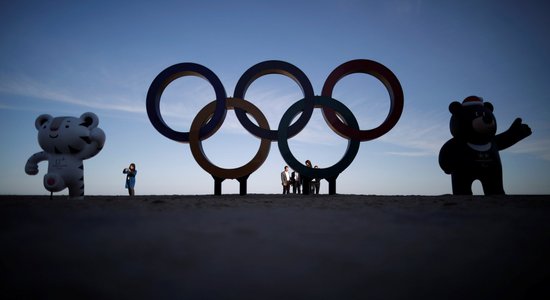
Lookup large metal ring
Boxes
[146,63,227,143]
[278,96,360,179]
[189,98,271,179]
[233,60,315,141]
[321,59,404,141]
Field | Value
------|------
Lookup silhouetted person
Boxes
[312,165,320,194]
[123,163,137,196]
[280,165,290,194]
[291,170,301,194]
[302,160,312,195]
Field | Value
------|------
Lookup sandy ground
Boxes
[1,194,549,299]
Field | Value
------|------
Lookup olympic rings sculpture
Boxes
[146,59,404,195]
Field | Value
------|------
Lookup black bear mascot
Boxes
[439,96,532,195]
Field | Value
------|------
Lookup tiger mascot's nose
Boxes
[50,118,65,131]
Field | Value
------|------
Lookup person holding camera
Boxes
[123,163,137,196]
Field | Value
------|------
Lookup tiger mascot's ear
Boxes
[79,112,99,129]
[35,114,53,130]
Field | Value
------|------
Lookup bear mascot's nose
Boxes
[483,115,492,124]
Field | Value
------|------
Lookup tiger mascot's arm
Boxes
[78,127,105,160]
[75,113,106,160]
[25,151,49,175]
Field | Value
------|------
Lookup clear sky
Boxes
[1,0,549,196]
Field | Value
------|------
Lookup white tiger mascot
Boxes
[25,112,106,199]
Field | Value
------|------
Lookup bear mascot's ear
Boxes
[449,101,462,115]
[484,102,494,112]
[35,114,53,130]
[80,112,99,129]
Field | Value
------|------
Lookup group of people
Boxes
[121,162,324,196]
[280,160,320,195]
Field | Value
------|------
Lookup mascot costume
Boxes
[439,96,531,195]
[25,112,106,199]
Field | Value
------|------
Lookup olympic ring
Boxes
[233,60,315,141]
[146,63,227,143]
[278,96,360,179]
[146,59,403,195]
[321,59,404,141]
[189,98,271,179]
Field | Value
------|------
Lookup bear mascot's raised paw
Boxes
[25,112,106,199]
[439,96,531,195]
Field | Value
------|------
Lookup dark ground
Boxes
[1,194,549,299]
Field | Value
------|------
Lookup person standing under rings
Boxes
[291,169,301,194]
[281,165,290,194]
[123,163,137,196]
[313,165,320,194]
[302,160,312,195]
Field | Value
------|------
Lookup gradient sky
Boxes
[1,0,549,196]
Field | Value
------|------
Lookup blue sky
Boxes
[1,0,549,195]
